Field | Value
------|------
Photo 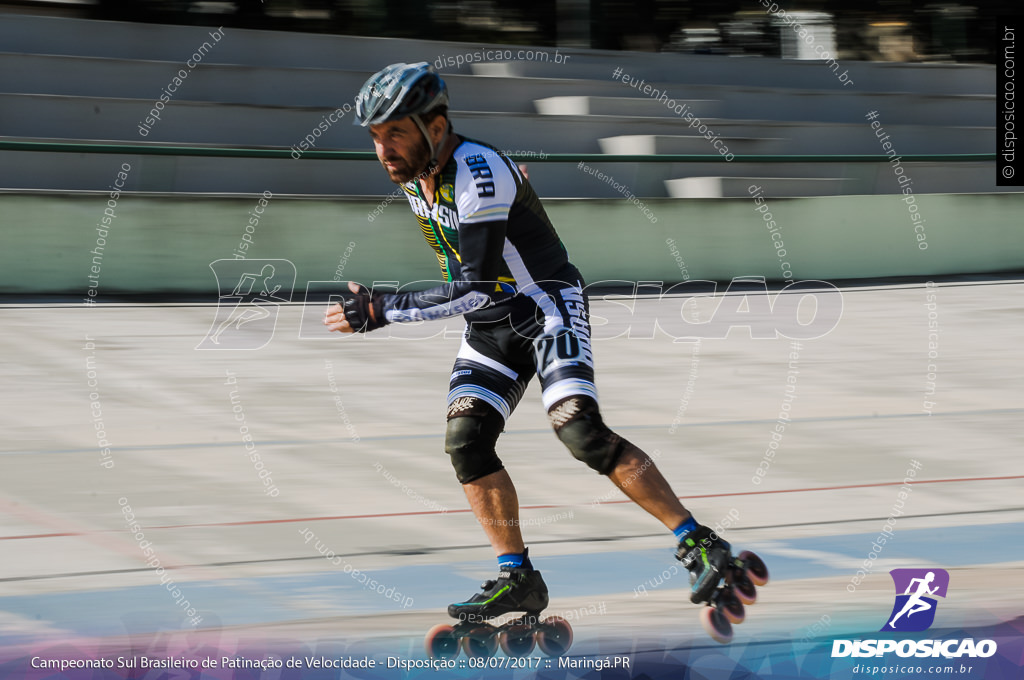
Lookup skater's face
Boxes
[369,118,431,184]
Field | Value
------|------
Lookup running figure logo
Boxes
[881,568,950,632]
[197,259,296,350]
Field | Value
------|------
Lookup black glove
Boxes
[340,284,389,333]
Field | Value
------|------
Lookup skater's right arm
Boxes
[372,216,507,323]
[322,217,508,332]
[324,282,385,334]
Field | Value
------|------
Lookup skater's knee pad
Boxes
[445,398,505,484]
[548,396,626,475]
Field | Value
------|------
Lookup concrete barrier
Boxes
[0,94,995,155]
[0,150,1008,198]
[3,191,1021,296]
[598,135,787,156]
[665,176,847,198]
[0,53,995,126]
[535,96,723,119]
[471,56,996,95]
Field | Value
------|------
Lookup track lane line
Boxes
[2,474,1022,541]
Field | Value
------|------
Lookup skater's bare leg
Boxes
[463,469,525,556]
[608,442,690,531]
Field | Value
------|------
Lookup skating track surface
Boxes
[2,277,1022,673]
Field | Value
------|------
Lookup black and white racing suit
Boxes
[373,137,597,420]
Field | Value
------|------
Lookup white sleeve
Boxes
[455,149,520,225]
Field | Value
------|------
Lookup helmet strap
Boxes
[411,114,451,177]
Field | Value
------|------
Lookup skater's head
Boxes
[356,62,451,183]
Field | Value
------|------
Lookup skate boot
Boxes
[426,564,572,658]
[447,565,549,622]
[675,524,732,604]
[676,525,771,644]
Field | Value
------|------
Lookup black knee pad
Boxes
[445,398,505,484]
[548,396,627,475]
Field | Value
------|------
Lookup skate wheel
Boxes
[732,569,757,605]
[718,588,745,625]
[536,616,573,657]
[739,551,769,586]
[498,623,536,657]
[700,606,733,644]
[460,624,498,658]
[425,623,460,659]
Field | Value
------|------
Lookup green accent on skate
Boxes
[452,584,511,609]
[681,536,711,569]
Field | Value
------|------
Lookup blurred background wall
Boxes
[0,0,1011,63]
[0,1,1018,295]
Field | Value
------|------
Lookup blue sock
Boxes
[673,516,699,542]
[498,547,532,569]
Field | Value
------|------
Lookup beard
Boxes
[380,137,431,184]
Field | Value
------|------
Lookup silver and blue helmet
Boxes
[356,62,451,173]
[355,62,448,127]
